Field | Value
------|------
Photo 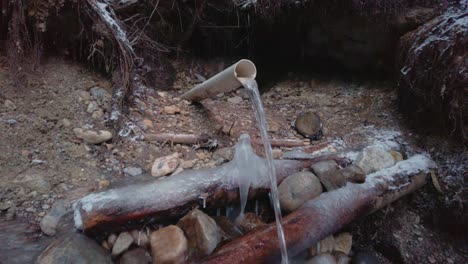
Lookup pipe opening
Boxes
[234,59,257,79]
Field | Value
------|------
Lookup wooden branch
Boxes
[199,155,435,264]
[73,158,315,234]
[145,133,212,144]
[252,138,306,148]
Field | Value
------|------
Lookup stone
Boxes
[87,101,99,113]
[311,160,339,178]
[238,213,266,233]
[181,160,194,169]
[213,216,243,240]
[36,233,112,264]
[99,179,111,189]
[15,170,51,194]
[389,150,404,163]
[142,119,153,129]
[78,130,113,144]
[335,253,351,264]
[334,232,352,255]
[4,99,16,110]
[108,233,118,247]
[227,96,243,104]
[124,167,143,176]
[177,209,221,257]
[351,252,379,264]
[130,230,150,248]
[92,109,104,119]
[278,171,323,211]
[340,164,366,183]
[62,118,71,128]
[272,149,283,159]
[40,199,71,236]
[307,253,337,264]
[151,153,180,177]
[112,232,134,256]
[319,236,335,254]
[150,225,188,264]
[78,90,91,101]
[120,248,151,264]
[5,118,17,125]
[90,87,111,102]
[6,204,16,221]
[212,147,233,162]
[355,146,395,174]
[163,105,181,115]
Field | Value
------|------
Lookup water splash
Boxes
[239,77,289,264]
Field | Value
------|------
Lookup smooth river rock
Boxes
[150,225,188,264]
[355,146,395,174]
[279,171,323,211]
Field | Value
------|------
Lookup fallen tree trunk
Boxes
[199,155,435,264]
[73,157,315,234]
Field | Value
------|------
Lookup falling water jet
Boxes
[238,77,289,264]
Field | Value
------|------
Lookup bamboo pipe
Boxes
[181,59,257,101]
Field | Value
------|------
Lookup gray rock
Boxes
[5,118,17,125]
[355,146,395,174]
[4,99,17,110]
[177,209,221,257]
[40,199,71,236]
[90,87,111,102]
[112,232,134,256]
[120,248,151,264]
[150,225,188,264]
[227,96,243,104]
[124,167,143,176]
[307,253,337,264]
[279,171,323,211]
[311,160,339,178]
[15,170,51,194]
[36,233,112,264]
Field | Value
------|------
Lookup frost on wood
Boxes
[73,135,311,233]
[201,155,436,264]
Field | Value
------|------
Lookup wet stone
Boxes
[340,164,366,183]
[311,160,344,191]
[40,199,71,236]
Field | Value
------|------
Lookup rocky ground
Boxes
[0,57,466,263]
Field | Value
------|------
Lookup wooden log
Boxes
[199,155,435,264]
[73,158,314,234]
[145,133,213,144]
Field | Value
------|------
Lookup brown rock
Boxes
[151,153,180,177]
[279,171,323,211]
[163,105,181,115]
[150,225,188,264]
[177,209,221,257]
[311,160,345,191]
[76,130,113,144]
[334,232,352,255]
[213,216,243,240]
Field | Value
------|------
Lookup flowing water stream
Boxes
[238,77,289,264]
